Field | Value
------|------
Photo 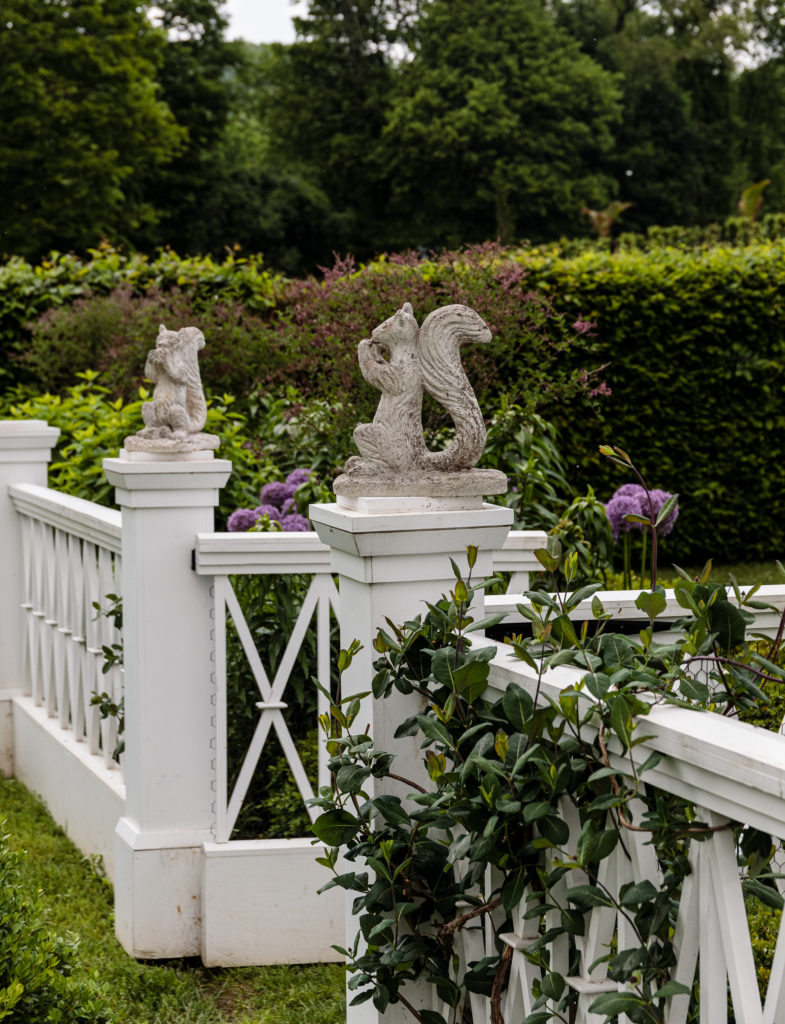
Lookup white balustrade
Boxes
[194,532,340,841]
[428,636,785,1024]
[194,527,546,843]
[9,483,123,768]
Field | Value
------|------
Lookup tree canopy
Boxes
[2,0,785,269]
[0,0,183,257]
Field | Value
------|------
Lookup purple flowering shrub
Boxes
[603,463,679,588]
[228,468,316,533]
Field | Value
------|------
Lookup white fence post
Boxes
[103,453,232,959]
[0,421,60,774]
[310,498,513,1024]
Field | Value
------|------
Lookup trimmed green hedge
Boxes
[5,240,785,562]
[0,244,284,388]
[519,241,785,562]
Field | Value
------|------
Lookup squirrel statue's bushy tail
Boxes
[418,304,492,471]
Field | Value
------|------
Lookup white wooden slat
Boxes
[316,575,331,794]
[223,712,276,838]
[268,578,321,703]
[699,840,728,1024]
[224,583,273,703]
[213,576,230,842]
[19,513,33,695]
[707,815,763,1024]
[271,712,317,823]
[581,849,618,981]
[669,856,700,1024]
[53,528,70,727]
[41,521,57,714]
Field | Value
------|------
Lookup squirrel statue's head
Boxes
[371,302,418,355]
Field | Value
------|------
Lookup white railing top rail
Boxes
[193,528,548,577]
[9,482,121,554]
[488,583,785,632]
[194,531,331,575]
[480,634,785,838]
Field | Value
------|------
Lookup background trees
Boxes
[2,0,785,269]
[377,0,622,248]
[0,0,183,258]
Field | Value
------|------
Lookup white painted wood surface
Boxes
[6,418,785,1009]
[310,499,515,1024]
[103,454,233,959]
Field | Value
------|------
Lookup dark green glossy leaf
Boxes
[503,683,534,731]
[312,809,361,847]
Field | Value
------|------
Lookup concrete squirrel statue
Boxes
[344,302,492,476]
[139,324,208,441]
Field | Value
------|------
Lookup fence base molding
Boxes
[201,838,344,967]
[114,817,203,959]
[12,696,124,878]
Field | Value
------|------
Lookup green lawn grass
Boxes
[0,776,345,1024]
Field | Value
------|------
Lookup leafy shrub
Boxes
[23,285,290,399]
[313,452,785,1021]
[519,240,785,563]
[0,824,110,1023]
[14,237,785,564]
[0,243,284,389]
[0,373,280,527]
[18,245,607,442]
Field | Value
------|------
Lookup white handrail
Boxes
[194,528,548,578]
[481,634,785,836]
[9,482,121,553]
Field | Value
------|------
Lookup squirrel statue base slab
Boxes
[123,432,220,454]
[333,467,507,498]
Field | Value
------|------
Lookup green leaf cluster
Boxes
[313,528,785,1022]
[0,824,110,1023]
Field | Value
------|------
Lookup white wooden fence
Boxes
[4,418,785,1022]
[444,639,785,1024]
[0,421,544,967]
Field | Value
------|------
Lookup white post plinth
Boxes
[103,454,232,959]
[0,421,61,774]
[310,497,513,1024]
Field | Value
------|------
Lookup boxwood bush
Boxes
[0,243,284,390]
[0,824,109,1023]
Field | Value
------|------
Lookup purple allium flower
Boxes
[649,489,679,537]
[227,508,259,532]
[615,483,646,500]
[604,492,646,541]
[260,481,297,509]
[253,503,281,522]
[280,497,296,516]
[285,468,312,488]
[280,513,311,532]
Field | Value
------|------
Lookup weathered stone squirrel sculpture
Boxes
[336,302,506,497]
[139,324,208,441]
[124,323,218,455]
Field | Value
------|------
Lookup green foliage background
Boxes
[524,240,785,561]
[4,239,785,563]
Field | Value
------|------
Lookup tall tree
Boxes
[553,0,743,228]
[188,42,340,274]
[376,0,622,248]
[141,0,237,251]
[263,1,415,258]
[0,0,183,258]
